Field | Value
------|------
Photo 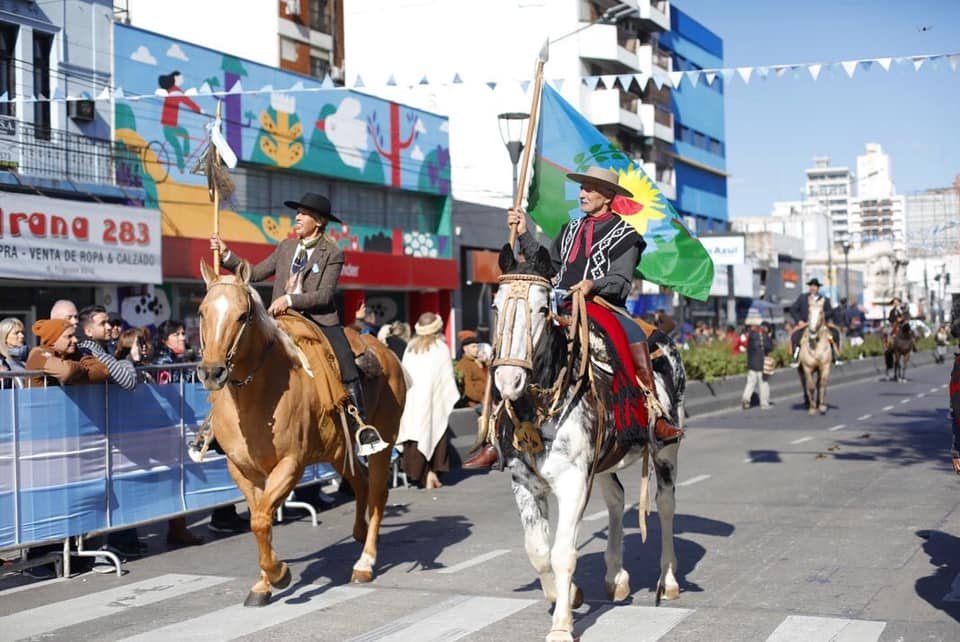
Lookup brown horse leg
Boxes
[350,446,391,583]
[235,457,301,606]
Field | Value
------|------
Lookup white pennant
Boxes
[651,72,665,90]
[96,87,111,100]
[875,57,892,71]
[755,66,770,80]
[600,74,617,89]
[583,75,599,90]
[553,78,564,92]
[774,65,789,78]
[668,70,684,87]
[841,60,858,78]
[352,75,365,88]
[321,74,336,88]
[617,74,635,90]
[704,71,717,85]
[0,92,7,103]
[808,63,823,81]
[685,70,700,87]
[912,56,926,71]
[736,66,753,84]
[720,68,737,83]
[949,54,960,71]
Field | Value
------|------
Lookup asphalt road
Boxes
[1,361,958,641]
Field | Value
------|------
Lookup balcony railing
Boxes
[0,119,126,186]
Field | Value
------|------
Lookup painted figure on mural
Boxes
[158,70,204,172]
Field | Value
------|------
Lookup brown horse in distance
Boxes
[196,260,405,606]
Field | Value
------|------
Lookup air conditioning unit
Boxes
[67,99,95,122]
[284,0,300,16]
[330,66,344,81]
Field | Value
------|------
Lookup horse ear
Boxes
[498,244,517,274]
[236,259,252,285]
[200,260,218,286]
[533,247,556,278]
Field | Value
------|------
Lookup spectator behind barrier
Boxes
[49,299,79,327]
[26,319,107,387]
[0,317,28,373]
[153,320,193,384]
[115,328,154,383]
[76,305,136,391]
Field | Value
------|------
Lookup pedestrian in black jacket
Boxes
[741,312,773,409]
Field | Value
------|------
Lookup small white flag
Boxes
[668,70,684,88]
[736,67,753,84]
[841,60,858,78]
[808,63,823,81]
[876,57,892,71]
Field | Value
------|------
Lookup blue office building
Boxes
[661,7,728,233]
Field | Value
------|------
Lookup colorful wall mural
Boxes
[113,24,452,255]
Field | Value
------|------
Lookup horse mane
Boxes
[239,280,303,365]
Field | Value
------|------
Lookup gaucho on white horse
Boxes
[485,166,686,642]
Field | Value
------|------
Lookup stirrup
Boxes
[347,405,389,457]
[188,424,213,464]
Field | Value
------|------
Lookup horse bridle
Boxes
[202,281,274,387]
[492,273,553,371]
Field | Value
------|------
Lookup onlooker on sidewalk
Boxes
[0,317,28,376]
[49,299,79,327]
[455,331,489,408]
[741,311,773,410]
[26,319,104,387]
[76,305,136,391]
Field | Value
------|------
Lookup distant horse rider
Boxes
[885,296,911,351]
[789,277,842,366]
[211,192,388,455]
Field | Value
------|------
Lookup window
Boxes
[309,0,329,32]
[33,31,53,140]
[0,22,16,122]
[309,54,328,80]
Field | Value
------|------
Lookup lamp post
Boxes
[497,111,530,200]
[841,240,852,304]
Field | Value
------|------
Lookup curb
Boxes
[446,352,943,462]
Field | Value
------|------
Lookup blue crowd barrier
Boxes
[0,374,338,550]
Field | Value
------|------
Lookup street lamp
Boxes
[497,111,530,200]
[841,240,852,304]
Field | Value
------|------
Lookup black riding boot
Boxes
[346,380,389,456]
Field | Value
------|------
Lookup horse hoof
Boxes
[546,629,574,642]
[243,590,271,607]
[351,568,374,583]
[808,408,817,416]
[819,407,827,415]
[657,581,680,602]
[272,564,291,590]
[606,569,631,601]
[570,585,584,609]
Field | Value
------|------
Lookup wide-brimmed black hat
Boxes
[283,192,340,224]
[806,278,823,287]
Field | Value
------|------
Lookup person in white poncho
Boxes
[397,312,460,489]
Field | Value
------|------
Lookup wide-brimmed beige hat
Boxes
[565,166,632,197]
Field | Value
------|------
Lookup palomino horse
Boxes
[490,247,684,642]
[799,297,833,415]
[885,320,915,382]
[196,261,405,606]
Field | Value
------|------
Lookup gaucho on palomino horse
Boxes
[466,166,683,472]
[206,192,389,456]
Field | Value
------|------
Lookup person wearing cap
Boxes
[741,311,773,410]
[788,277,841,366]
[455,332,489,407]
[211,192,388,456]
[25,319,108,387]
[507,166,683,442]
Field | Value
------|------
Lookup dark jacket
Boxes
[153,345,195,384]
[790,293,833,325]
[745,327,773,371]
[847,307,866,337]
[888,304,910,325]
[518,214,645,308]
[223,236,343,327]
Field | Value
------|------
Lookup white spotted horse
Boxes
[488,245,686,642]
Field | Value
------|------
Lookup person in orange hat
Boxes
[25,319,107,387]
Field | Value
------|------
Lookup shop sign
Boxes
[0,194,162,284]
[700,235,745,266]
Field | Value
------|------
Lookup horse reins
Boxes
[203,281,275,388]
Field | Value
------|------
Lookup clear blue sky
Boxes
[674,0,960,217]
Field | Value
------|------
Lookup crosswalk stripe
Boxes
[346,594,537,641]
[677,474,711,487]
[437,549,511,574]
[1,573,230,641]
[765,615,885,641]
[119,584,373,641]
[790,436,813,445]
[579,605,693,641]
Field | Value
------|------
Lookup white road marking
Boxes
[790,436,814,445]
[584,503,637,522]
[882,405,894,411]
[743,457,755,463]
[828,423,846,432]
[579,605,694,641]
[766,615,885,641]
[347,594,537,641]
[857,414,872,421]
[930,387,940,393]
[1,573,230,640]
[900,399,910,404]
[917,393,926,398]
[677,474,712,487]
[121,584,373,642]
[437,549,511,574]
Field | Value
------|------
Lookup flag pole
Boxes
[476,40,550,454]
[211,99,223,274]
[507,39,549,249]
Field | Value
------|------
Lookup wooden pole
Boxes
[212,100,223,274]
[507,39,549,249]
[477,40,550,451]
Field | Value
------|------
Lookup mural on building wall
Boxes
[114,25,451,256]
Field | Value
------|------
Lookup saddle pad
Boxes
[275,312,348,414]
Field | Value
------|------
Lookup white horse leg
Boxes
[512,479,556,602]
[597,473,630,601]
[654,442,680,602]
[546,469,588,642]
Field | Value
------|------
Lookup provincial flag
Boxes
[527,84,714,301]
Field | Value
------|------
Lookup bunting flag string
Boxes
[0,50,956,105]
